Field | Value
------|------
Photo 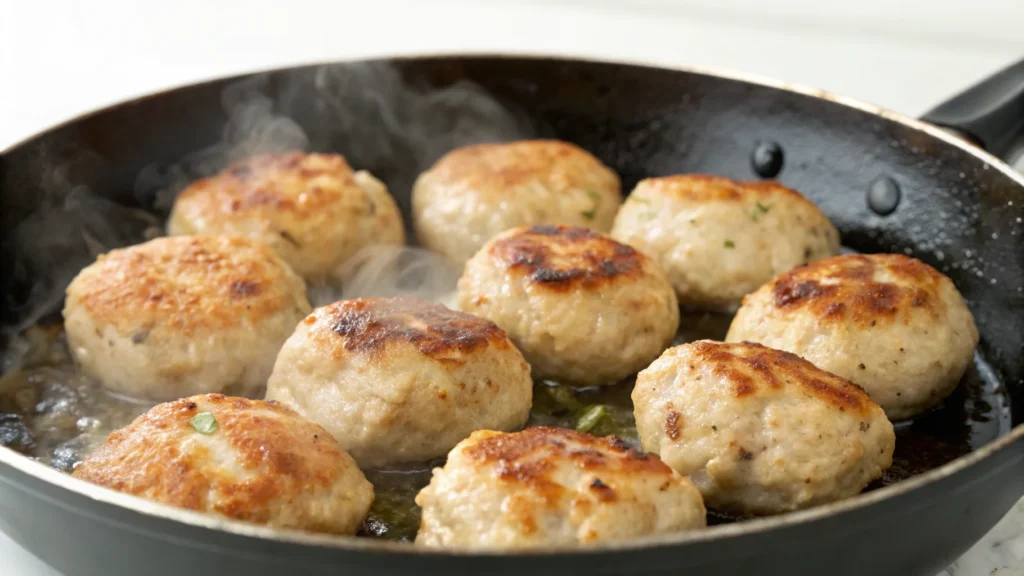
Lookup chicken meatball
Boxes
[415,427,706,549]
[63,235,310,401]
[457,225,678,386]
[632,340,894,516]
[726,253,979,420]
[73,394,373,534]
[610,175,840,310]
[412,140,622,265]
[265,296,532,468]
[168,152,405,281]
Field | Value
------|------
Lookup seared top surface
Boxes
[487,225,646,291]
[765,254,946,326]
[309,296,512,360]
[421,140,620,193]
[66,235,308,335]
[680,340,878,414]
[174,152,367,219]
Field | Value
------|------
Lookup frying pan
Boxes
[1,54,1023,576]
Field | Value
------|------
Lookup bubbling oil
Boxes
[0,308,1008,541]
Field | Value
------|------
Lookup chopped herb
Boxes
[189,412,218,434]
[724,239,735,248]
[751,202,771,222]
[576,405,609,433]
[547,385,582,411]
[581,189,601,220]
[629,196,650,204]
[689,218,697,224]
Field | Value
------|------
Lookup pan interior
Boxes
[1,56,1022,545]
[0,304,1009,542]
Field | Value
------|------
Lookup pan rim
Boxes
[1,50,1023,557]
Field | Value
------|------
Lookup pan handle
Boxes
[920,58,1024,164]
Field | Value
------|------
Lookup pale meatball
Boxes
[458,225,679,386]
[412,140,622,265]
[726,253,979,420]
[63,236,311,401]
[415,427,706,549]
[73,394,373,534]
[611,174,840,310]
[633,340,894,516]
[265,296,532,468]
[168,152,405,281]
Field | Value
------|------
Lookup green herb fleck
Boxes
[547,385,582,411]
[724,239,735,249]
[576,405,609,433]
[581,189,602,220]
[751,202,772,222]
[689,218,697,224]
[629,196,650,204]
[189,412,218,434]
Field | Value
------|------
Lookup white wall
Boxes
[1,0,1022,148]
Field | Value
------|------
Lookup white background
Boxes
[2,0,1024,149]
[2,1,1023,574]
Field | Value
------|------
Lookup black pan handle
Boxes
[920,58,1024,163]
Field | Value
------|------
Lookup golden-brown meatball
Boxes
[168,152,405,281]
[265,296,533,468]
[415,427,706,549]
[632,341,894,515]
[726,254,979,420]
[413,140,622,265]
[457,225,678,386]
[611,175,840,310]
[72,394,373,534]
[63,236,310,401]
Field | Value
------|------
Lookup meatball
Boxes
[265,296,532,468]
[412,140,622,265]
[168,152,405,281]
[415,427,706,549]
[63,236,311,401]
[72,394,374,534]
[632,340,894,516]
[457,225,678,386]
[610,175,840,310]
[726,253,979,420]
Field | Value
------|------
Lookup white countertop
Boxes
[2,1,1023,574]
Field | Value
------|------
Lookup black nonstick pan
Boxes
[0,54,1023,576]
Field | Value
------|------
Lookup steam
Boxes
[1,181,161,373]
[135,75,311,212]
[311,245,462,310]
[3,60,538,372]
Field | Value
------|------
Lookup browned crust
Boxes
[72,394,353,532]
[423,140,617,191]
[636,174,817,208]
[767,254,945,327]
[488,225,645,291]
[68,236,303,335]
[687,341,876,414]
[664,403,682,440]
[461,427,673,507]
[314,296,512,360]
[175,152,362,219]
